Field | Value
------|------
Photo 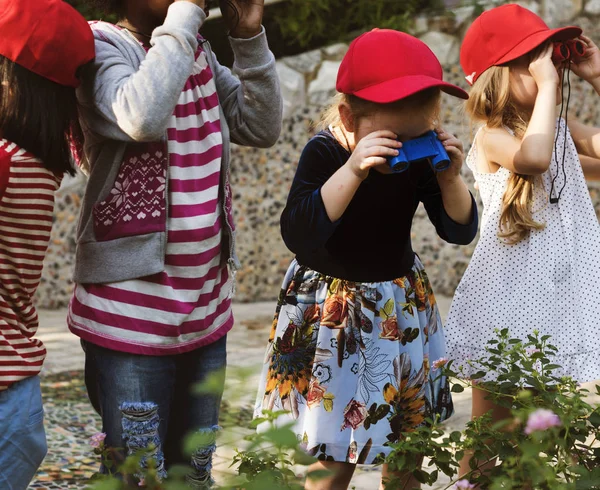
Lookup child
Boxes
[66,0,281,482]
[446,3,600,478]
[254,29,478,490]
[0,0,94,488]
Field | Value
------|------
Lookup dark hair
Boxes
[0,56,83,177]
[89,0,124,17]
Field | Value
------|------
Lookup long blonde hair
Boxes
[317,89,441,133]
[466,65,545,244]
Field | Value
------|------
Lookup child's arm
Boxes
[578,154,600,180]
[78,1,205,142]
[419,130,478,245]
[479,45,559,175]
[281,131,400,254]
[209,0,282,148]
[562,35,600,177]
[320,130,400,221]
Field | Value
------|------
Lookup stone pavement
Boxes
[32,297,600,489]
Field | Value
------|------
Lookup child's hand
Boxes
[346,130,401,180]
[570,35,600,84]
[436,128,464,181]
[220,0,264,39]
[529,43,559,88]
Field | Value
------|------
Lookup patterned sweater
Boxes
[0,140,60,390]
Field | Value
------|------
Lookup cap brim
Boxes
[352,75,469,103]
[495,25,582,66]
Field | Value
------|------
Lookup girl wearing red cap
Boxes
[0,0,94,488]
[255,29,478,489]
[446,3,600,480]
[66,0,281,484]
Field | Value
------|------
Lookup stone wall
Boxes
[36,0,600,307]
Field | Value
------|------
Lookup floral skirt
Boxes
[254,257,453,464]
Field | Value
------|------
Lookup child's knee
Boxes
[186,425,219,489]
[120,401,167,479]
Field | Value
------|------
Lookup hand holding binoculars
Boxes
[387,130,451,174]
[552,39,586,64]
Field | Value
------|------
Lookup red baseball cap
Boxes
[336,29,469,103]
[0,0,95,88]
[461,4,581,85]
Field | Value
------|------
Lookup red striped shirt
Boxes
[0,141,60,390]
[68,44,233,355]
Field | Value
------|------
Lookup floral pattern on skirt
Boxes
[254,257,453,464]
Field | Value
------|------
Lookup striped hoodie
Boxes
[68,34,232,355]
[0,140,60,390]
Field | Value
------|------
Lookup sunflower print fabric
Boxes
[254,257,453,464]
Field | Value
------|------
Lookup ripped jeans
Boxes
[82,335,227,487]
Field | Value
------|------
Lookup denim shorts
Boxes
[0,375,48,490]
[83,334,227,485]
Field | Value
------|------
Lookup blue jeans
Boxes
[82,335,227,486]
[0,376,48,490]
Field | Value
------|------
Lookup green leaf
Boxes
[451,384,464,393]
[470,371,487,380]
[589,409,600,428]
[263,427,299,448]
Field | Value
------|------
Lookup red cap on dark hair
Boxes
[0,0,95,87]
[461,4,581,85]
[336,28,469,103]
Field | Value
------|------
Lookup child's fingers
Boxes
[579,34,593,47]
[363,137,402,149]
[531,42,553,61]
[363,144,400,158]
[439,133,464,152]
[364,130,398,141]
[443,139,464,154]
[445,145,464,162]
[360,156,389,169]
[436,130,455,142]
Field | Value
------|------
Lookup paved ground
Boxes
[31,297,600,489]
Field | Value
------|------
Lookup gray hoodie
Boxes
[74,1,282,284]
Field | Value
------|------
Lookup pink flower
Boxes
[341,400,367,430]
[455,480,476,489]
[90,432,106,448]
[138,478,145,487]
[526,347,540,355]
[432,357,449,370]
[525,409,561,435]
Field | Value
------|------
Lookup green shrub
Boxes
[87,329,600,489]
[273,0,443,48]
[66,0,118,23]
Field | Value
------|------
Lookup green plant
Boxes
[66,0,118,22]
[88,330,600,490]
[273,0,442,48]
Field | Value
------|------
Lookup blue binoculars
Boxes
[387,130,450,173]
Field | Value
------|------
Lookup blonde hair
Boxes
[466,65,545,244]
[317,89,441,132]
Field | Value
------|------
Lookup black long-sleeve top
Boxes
[280,130,479,282]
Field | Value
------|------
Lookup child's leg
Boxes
[380,459,423,490]
[305,461,356,490]
[163,334,227,484]
[459,387,511,481]
[0,375,47,489]
[82,341,177,477]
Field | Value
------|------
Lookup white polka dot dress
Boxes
[446,119,600,383]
